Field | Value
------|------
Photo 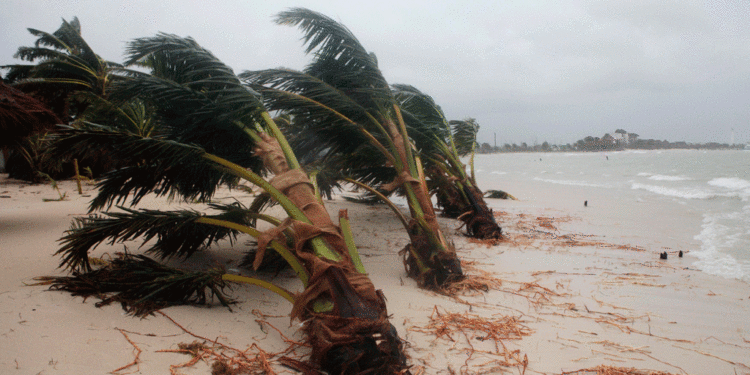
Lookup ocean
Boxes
[473,149,750,282]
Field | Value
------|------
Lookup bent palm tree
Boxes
[243,8,464,290]
[49,34,406,374]
[393,84,502,239]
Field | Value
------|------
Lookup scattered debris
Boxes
[409,306,531,374]
[560,365,679,374]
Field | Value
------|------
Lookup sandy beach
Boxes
[1,173,749,374]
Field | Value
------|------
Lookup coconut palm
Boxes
[48,33,406,374]
[242,8,464,289]
[393,84,502,239]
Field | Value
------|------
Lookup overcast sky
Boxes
[3,0,749,145]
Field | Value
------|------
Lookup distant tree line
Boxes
[478,128,744,153]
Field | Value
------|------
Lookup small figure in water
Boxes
[584,200,588,207]
[679,250,683,258]
[660,252,668,260]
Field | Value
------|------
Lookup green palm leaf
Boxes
[2,17,119,122]
[39,253,233,317]
[51,123,240,210]
[275,8,388,94]
[56,206,248,272]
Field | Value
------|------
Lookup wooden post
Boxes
[73,159,83,195]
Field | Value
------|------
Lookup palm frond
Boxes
[19,18,106,81]
[275,8,391,104]
[39,253,232,317]
[242,68,369,136]
[115,34,265,167]
[73,93,157,136]
[4,17,116,122]
[276,9,385,83]
[56,206,249,272]
[50,123,240,210]
[25,28,72,56]
[450,118,480,157]
[392,84,453,159]
[1,64,34,83]
[125,33,234,83]
[247,191,275,225]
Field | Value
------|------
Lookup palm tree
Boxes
[2,17,119,121]
[242,8,464,289]
[48,33,406,374]
[392,84,502,239]
[2,17,122,180]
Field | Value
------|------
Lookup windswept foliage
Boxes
[1,17,125,181]
[2,17,120,121]
[394,85,502,239]
[47,31,407,374]
[244,8,465,289]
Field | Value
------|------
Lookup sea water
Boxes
[472,149,750,282]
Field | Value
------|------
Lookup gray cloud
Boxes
[2,0,748,145]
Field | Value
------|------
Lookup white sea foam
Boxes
[708,177,750,190]
[534,177,610,188]
[707,177,750,201]
[648,174,690,181]
[692,209,750,281]
[637,172,690,181]
[630,183,715,199]
[490,171,507,175]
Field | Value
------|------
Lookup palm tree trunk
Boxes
[382,116,464,289]
[254,133,407,374]
[434,172,503,240]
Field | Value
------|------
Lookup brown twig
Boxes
[111,328,142,374]
[155,311,303,375]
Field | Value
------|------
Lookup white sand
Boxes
[1,174,749,374]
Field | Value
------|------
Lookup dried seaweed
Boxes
[438,260,503,297]
[560,365,679,375]
[497,212,648,253]
[111,328,143,374]
[155,311,304,375]
[409,306,531,374]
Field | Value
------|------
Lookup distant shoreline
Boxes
[478,143,744,153]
